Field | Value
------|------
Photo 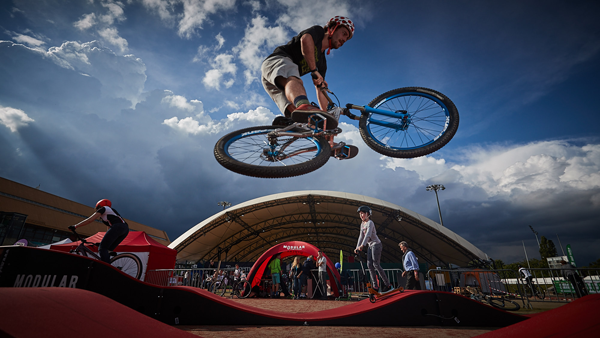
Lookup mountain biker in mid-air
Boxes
[261,16,354,128]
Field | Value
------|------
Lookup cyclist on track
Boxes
[354,205,392,292]
[68,199,129,264]
[518,264,534,289]
[261,16,355,128]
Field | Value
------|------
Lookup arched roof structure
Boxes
[169,191,489,267]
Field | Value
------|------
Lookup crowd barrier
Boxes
[426,267,599,308]
[146,265,599,305]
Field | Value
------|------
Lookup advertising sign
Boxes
[566,244,576,267]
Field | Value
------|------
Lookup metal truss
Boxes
[176,194,481,267]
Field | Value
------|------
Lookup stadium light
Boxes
[529,225,540,248]
[217,201,232,210]
[426,184,445,226]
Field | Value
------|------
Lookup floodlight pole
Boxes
[529,225,540,248]
[426,184,445,226]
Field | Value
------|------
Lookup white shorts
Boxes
[261,55,301,114]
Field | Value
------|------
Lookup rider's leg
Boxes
[368,243,391,290]
[261,56,303,117]
[98,222,129,263]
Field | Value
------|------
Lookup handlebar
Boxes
[68,227,99,247]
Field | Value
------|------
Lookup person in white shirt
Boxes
[316,250,329,299]
[354,206,391,292]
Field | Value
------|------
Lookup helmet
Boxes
[327,16,354,39]
[95,199,111,209]
[357,205,372,216]
[335,262,341,269]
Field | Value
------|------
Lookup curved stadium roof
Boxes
[169,191,489,267]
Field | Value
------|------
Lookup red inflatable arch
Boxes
[247,241,342,297]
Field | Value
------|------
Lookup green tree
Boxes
[539,236,557,263]
[586,258,600,269]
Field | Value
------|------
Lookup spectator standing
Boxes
[316,251,329,299]
[268,254,282,298]
[399,241,421,290]
[301,255,316,298]
[560,260,587,298]
[291,257,302,299]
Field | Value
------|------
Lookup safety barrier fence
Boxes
[426,267,599,307]
[146,267,403,296]
[146,267,250,288]
[146,266,599,304]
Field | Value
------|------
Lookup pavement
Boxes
[177,296,568,338]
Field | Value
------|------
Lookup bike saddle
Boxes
[291,110,338,130]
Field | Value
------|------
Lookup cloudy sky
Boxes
[1,0,599,266]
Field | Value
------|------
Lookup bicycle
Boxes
[520,278,546,300]
[231,276,252,299]
[68,228,143,279]
[214,87,459,178]
[467,287,520,311]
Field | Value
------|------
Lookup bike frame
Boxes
[71,236,102,260]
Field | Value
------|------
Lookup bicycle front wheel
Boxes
[238,281,252,299]
[111,253,143,279]
[214,125,331,178]
[359,87,459,158]
[488,297,520,311]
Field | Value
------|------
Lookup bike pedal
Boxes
[109,252,118,257]
[332,145,359,160]
[291,110,338,130]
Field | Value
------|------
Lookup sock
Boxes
[294,95,310,108]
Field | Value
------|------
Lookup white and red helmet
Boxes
[95,199,112,209]
[327,16,355,39]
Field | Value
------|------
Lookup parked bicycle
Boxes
[68,228,143,279]
[467,286,520,311]
[214,87,459,178]
[520,278,546,300]
[231,275,252,299]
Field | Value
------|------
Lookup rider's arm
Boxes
[71,211,101,229]
[300,34,323,87]
[355,226,365,252]
[316,85,329,110]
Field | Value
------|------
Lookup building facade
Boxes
[0,177,170,247]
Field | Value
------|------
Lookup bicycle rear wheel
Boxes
[217,280,227,296]
[534,285,546,300]
[214,125,331,178]
[359,87,459,158]
[111,253,142,279]
[488,297,520,311]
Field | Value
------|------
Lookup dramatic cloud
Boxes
[203,53,237,90]
[0,106,35,132]
[233,15,288,85]
[177,0,236,38]
[2,0,599,267]
[12,34,45,47]
[46,41,146,107]
[74,13,97,30]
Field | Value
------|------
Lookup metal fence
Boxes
[425,267,600,307]
[146,267,251,288]
[146,266,599,305]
